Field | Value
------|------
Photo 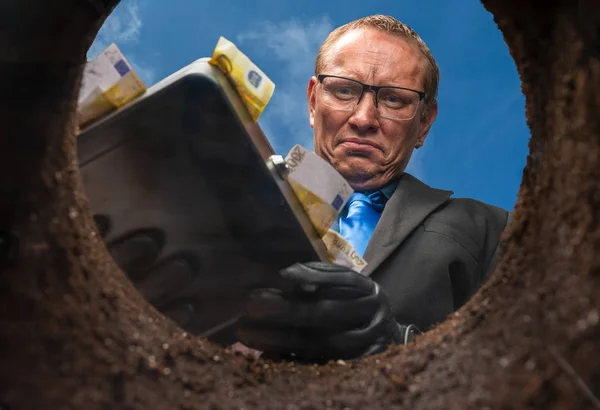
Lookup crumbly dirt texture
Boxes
[1,0,599,409]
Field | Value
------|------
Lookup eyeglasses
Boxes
[317,74,426,121]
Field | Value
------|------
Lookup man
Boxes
[235,15,510,361]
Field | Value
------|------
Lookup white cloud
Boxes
[237,16,334,154]
[237,16,333,78]
[87,0,154,85]
[102,1,142,43]
[88,0,143,59]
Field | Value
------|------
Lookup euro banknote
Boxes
[285,144,367,273]
[77,43,147,127]
[209,36,275,122]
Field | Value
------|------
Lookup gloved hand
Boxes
[236,261,420,362]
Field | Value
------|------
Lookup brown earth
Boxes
[1,0,599,409]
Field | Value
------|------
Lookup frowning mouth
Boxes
[339,138,382,152]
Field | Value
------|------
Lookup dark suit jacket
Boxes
[362,173,510,331]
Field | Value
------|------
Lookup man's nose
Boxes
[347,91,379,131]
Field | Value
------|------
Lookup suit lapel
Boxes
[361,173,453,277]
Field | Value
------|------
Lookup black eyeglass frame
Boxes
[316,74,426,108]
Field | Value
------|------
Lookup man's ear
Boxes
[417,99,438,145]
[307,76,318,129]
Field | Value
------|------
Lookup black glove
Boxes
[236,261,420,362]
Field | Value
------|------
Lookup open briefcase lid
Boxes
[77,58,328,345]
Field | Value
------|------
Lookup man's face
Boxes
[308,28,438,191]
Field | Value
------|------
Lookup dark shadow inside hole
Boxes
[134,252,200,305]
[93,214,111,238]
[159,298,200,328]
[105,228,166,281]
[0,231,19,267]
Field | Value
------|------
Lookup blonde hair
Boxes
[315,14,439,116]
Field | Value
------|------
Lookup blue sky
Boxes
[89,0,529,211]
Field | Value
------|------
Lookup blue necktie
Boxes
[337,191,387,258]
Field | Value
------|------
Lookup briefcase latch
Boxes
[267,155,289,180]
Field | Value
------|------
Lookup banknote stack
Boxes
[77,43,147,128]
[208,36,275,122]
[285,145,368,273]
